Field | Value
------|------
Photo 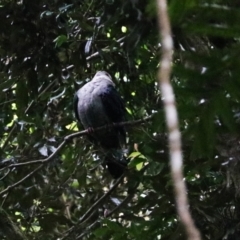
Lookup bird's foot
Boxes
[87,127,95,134]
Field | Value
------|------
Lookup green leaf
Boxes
[53,35,68,47]
[0,78,15,91]
[103,219,124,232]
[145,162,164,176]
[128,151,147,170]
[93,227,108,237]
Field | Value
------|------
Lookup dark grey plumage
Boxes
[74,71,127,178]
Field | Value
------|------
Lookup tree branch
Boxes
[0,207,28,240]
[105,192,134,218]
[74,171,143,239]
[80,175,124,223]
[0,115,152,197]
[1,115,153,170]
[0,165,43,196]
[156,0,201,239]
[1,80,57,151]
[75,193,134,240]
[61,175,124,240]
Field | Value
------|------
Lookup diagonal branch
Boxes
[60,175,124,240]
[79,175,124,223]
[75,193,134,240]
[156,0,201,239]
[74,168,144,239]
[1,115,153,170]
[0,164,43,196]
[1,80,57,151]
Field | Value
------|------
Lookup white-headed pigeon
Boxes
[74,71,128,178]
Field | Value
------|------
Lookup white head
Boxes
[94,71,112,80]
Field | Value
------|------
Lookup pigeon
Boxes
[74,71,128,178]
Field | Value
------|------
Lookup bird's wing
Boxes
[100,84,125,124]
[100,84,126,141]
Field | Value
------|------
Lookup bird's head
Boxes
[94,71,112,80]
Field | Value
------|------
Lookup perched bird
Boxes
[74,71,128,178]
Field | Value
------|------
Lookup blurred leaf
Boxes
[38,145,48,157]
[59,4,73,12]
[93,227,108,237]
[54,35,68,47]
[103,219,124,232]
[145,162,164,176]
[40,11,54,18]
[0,78,15,91]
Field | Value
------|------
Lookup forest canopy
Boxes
[1,0,240,239]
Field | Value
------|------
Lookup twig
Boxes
[79,175,123,223]
[75,170,143,240]
[1,122,17,151]
[1,192,9,207]
[75,221,100,240]
[85,37,126,61]
[0,207,28,240]
[1,81,57,151]
[105,193,133,217]
[75,196,130,240]
[75,185,137,239]
[0,141,67,170]
[0,169,10,180]
[0,165,43,196]
[156,0,201,239]
[61,175,124,240]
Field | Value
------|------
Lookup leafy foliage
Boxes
[0,0,240,239]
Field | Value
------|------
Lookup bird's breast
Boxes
[78,84,109,129]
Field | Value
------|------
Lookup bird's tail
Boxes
[104,149,129,179]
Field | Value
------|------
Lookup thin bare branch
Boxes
[0,169,10,181]
[105,192,133,217]
[74,171,144,239]
[0,164,43,196]
[156,0,201,239]
[1,80,57,151]
[75,193,134,240]
[0,141,67,170]
[75,221,99,240]
[80,175,123,222]
[61,175,124,240]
